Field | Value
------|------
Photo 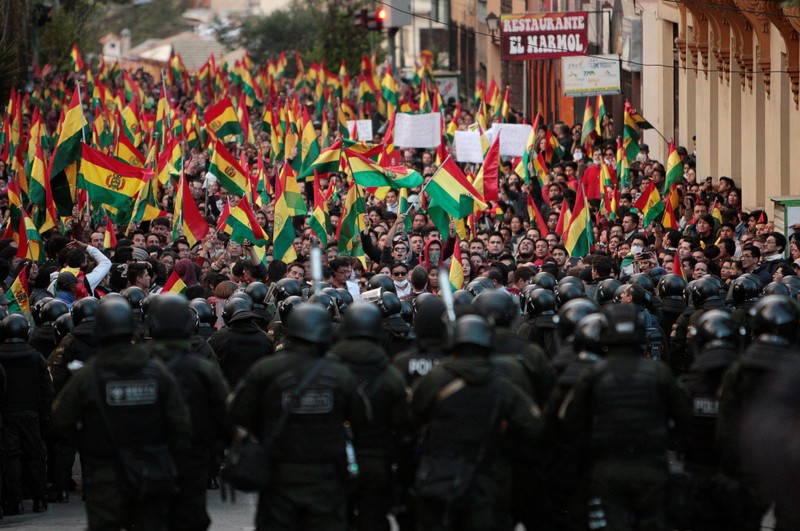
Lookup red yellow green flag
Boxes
[162,269,188,296]
[7,264,30,314]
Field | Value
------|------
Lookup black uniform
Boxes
[28,323,58,359]
[0,340,53,513]
[208,319,273,388]
[229,343,366,531]
[383,315,415,359]
[51,343,192,530]
[148,340,231,531]
[331,338,407,531]
[516,314,560,355]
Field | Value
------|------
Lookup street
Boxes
[0,489,258,529]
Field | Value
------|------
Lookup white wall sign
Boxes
[561,54,621,97]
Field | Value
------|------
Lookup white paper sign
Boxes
[454,131,484,163]
[346,120,373,140]
[394,112,442,148]
[485,124,533,157]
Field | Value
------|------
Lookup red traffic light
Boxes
[377,8,387,20]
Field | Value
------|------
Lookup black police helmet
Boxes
[557,275,583,290]
[473,290,518,327]
[731,274,762,304]
[376,291,402,317]
[400,300,413,325]
[628,273,655,293]
[532,271,557,291]
[285,303,332,344]
[148,294,195,339]
[189,298,215,327]
[244,281,268,307]
[308,293,337,318]
[452,314,493,350]
[42,299,69,324]
[336,288,354,308]
[690,277,722,307]
[597,279,622,306]
[32,297,54,326]
[121,286,146,310]
[71,297,99,325]
[54,313,74,344]
[526,288,556,316]
[2,313,31,342]
[657,274,687,300]
[369,274,396,294]
[95,298,137,342]
[558,298,599,339]
[341,302,384,341]
[749,295,800,342]
[600,303,648,347]
[278,295,303,324]
[222,297,253,325]
[321,287,346,313]
[452,290,474,306]
[414,295,446,339]
[555,282,585,307]
[466,277,494,297]
[519,284,539,313]
[140,293,158,319]
[763,282,791,297]
[274,278,302,301]
[692,309,738,347]
[574,313,608,354]
[228,291,254,309]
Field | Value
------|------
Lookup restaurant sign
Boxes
[500,12,589,61]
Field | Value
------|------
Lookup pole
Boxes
[75,82,87,143]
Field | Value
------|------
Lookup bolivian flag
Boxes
[633,180,663,228]
[162,270,188,296]
[345,149,423,189]
[204,96,243,140]
[449,239,465,291]
[7,264,30,314]
[173,173,208,247]
[309,171,331,247]
[426,156,487,219]
[564,184,593,258]
[50,86,85,216]
[78,143,153,223]
[208,141,250,197]
[220,196,269,247]
[299,139,342,181]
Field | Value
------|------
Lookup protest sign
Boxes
[454,131,484,163]
[485,124,532,156]
[394,112,442,148]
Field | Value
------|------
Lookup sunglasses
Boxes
[392,271,407,277]
[393,247,408,252]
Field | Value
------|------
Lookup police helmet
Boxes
[95,297,137,342]
[473,290,518,327]
[189,298,215,327]
[779,276,800,299]
[336,288,354,309]
[597,279,622,306]
[377,291,402,317]
[32,297,53,326]
[451,314,493,350]
[731,275,762,304]
[308,293,337,318]
[657,274,687,300]
[278,295,303,324]
[369,274,397,294]
[2,314,30,343]
[532,271,557,291]
[452,290,474,306]
[274,278,302,301]
[244,281,269,307]
[121,286,146,310]
[412,292,436,312]
[690,277,722,307]
[321,287,346,314]
[555,281,585,307]
[222,297,253,326]
[526,288,556,316]
[42,299,69,324]
[140,293,158,320]
[341,302,384,341]
[53,313,74,344]
[228,291,254,309]
[148,294,195,339]
[574,313,608,354]
[414,295,447,339]
[763,282,791,297]
[519,284,539,314]
[691,309,738,347]
[466,277,495,297]
[749,295,800,343]
[285,303,332,344]
[558,298,599,339]
[628,273,656,293]
[0,307,8,321]
[71,297,99,325]
[600,303,648,347]
[400,300,414,325]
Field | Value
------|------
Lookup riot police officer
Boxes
[208,298,273,388]
[552,298,600,375]
[0,314,53,514]
[516,288,560,354]
[377,291,414,358]
[29,299,69,358]
[560,304,691,530]
[717,295,800,530]
[411,314,544,530]
[51,297,191,530]
[229,304,366,531]
[670,277,729,375]
[680,310,740,530]
[393,294,448,387]
[657,273,687,351]
[331,302,406,531]
[147,294,231,531]
[189,298,217,342]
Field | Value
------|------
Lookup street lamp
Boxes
[486,12,499,43]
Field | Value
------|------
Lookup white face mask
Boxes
[573,149,583,160]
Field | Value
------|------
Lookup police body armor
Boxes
[0,343,48,412]
[343,359,396,454]
[218,325,271,388]
[160,349,218,448]
[525,315,560,355]
[589,360,670,457]
[29,324,57,358]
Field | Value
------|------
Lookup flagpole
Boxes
[403,154,451,216]
[75,82,87,143]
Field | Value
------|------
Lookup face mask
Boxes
[593,158,601,166]
[573,149,583,160]
[429,250,440,263]
[395,279,409,290]
[636,153,647,163]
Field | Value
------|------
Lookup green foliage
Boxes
[237,0,382,75]
[91,0,193,44]
[39,10,95,70]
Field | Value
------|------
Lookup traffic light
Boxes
[357,8,384,31]
[355,8,367,29]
